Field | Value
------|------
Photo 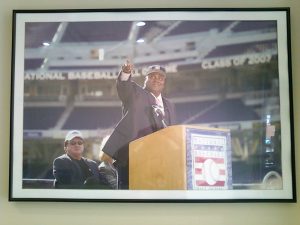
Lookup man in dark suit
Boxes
[53,130,108,189]
[101,61,176,189]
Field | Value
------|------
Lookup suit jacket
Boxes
[53,154,107,189]
[102,74,176,165]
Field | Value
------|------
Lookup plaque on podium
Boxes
[129,125,232,190]
[185,127,232,190]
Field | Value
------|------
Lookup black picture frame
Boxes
[10,8,296,202]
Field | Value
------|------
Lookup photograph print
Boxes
[10,8,295,201]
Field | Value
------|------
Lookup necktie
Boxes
[153,105,167,128]
[155,97,165,116]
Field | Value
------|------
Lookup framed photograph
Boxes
[10,8,295,202]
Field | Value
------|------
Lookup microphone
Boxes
[152,105,167,129]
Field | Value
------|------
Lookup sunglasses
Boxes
[69,140,84,146]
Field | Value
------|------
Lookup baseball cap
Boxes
[146,65,166,77]
[65,130,83,142]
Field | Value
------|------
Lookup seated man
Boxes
[53,130,108,189]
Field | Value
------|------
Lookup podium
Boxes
[129,125,232,190]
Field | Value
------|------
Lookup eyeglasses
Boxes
[69,140,84,146]
[148,73,165,81]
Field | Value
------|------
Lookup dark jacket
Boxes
[53,154,108,189]
[102,74,176,188]
[102,74,176,164]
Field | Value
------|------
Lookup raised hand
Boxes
[121,60,134,74]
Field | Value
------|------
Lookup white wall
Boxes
[1,1,299,225]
